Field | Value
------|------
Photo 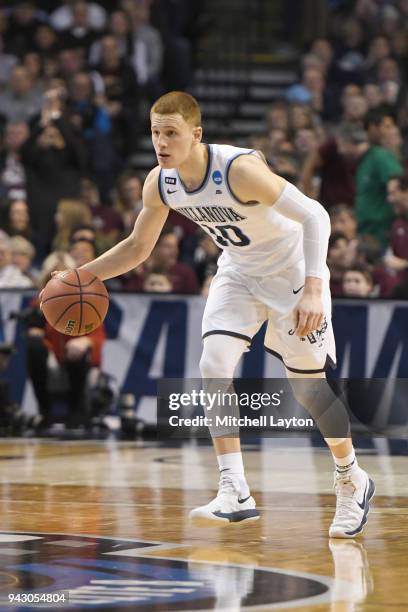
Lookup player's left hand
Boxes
[292,292,324,337]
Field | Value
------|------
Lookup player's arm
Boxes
[229,155,331,337]
[80,167,169,281]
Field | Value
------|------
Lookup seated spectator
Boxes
[300,123,364,208]
[342,265,374,298]
[59,1,100,54]
[53,199,92,252]
[113,170,143,234]
[143,267,173,293]
[0,233,33,288]
[327,232,352,297]
[0,65,43,125]
[0,121,29,201]
[69,237,97,268]
[36,251,75,289]
[121,229,199,293]
[26,254,106,430]
[51,0,107,32]
[80,177,124,248]
[1,199,32,240]
[363,83,384,110]
[9,235,36,284]
[266,100,290,132]
[32,24,59,59]
[0,35,18,90]
[2,1,43,58]
[90,9,133,64]
[329,204,358,241]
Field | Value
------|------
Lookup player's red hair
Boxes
[150,91,201,126]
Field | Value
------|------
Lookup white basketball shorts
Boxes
[202,260,336,374]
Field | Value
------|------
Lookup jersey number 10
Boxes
[203,224,250,247]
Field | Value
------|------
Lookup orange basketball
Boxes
[41,269,109,336]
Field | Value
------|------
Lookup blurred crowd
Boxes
[0,0,407,302]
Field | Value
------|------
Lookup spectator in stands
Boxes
[0,121,29,201]
[90,9,133,64]
[50,0,107,32]
[70,223,99,248]
[67,71,118,197]
[286,66,327,115]
[0,35,18,90]
[148,229,199,294]
[22,52,45,96]
[0,65,43,125]
[93,35,141,155]
[0,233,33,288]
[32,24,59,59]
[69,237,97,267]
[355,106,403,248]
[377,174,408,293]
[342,265,374,298]
[26,250,106,430]
[53,198,92,252]
[2,1,43,58]
[327,232,352,297]
[143,267,173,293]
[57,47,85,82]
[381,124,404,161]
[80,177,123,248]
[59,0,100,54]
[341,92,368,128]
[1,199,32,241]
[329,204,358,241]
[126,0,163,99]
[266,101,290,132]
[121,229,199,293]
[377,58,402,107]
[300,123,365,208]
[363,83,384,110]
[114,170,143,234]
[21,88,87,258]
[9,235,36,284]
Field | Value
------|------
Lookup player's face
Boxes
[151,113,201,168]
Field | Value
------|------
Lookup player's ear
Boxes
[192,126,202,143]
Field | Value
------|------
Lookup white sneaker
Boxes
[329,468,375,538]
[189,474,259,525]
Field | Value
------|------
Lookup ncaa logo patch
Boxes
[212,170,223,185]
[0,531,350,610]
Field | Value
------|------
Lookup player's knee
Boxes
[199,350,233,379]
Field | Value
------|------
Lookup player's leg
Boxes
[285,369,375,538]
[190,269,266,524]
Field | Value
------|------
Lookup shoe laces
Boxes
[218,473,240,497]
[333,472,359,521]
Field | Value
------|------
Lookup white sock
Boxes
[333,449,358,474]
[217,452,250,497]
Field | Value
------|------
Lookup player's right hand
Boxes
[39,270,62,309]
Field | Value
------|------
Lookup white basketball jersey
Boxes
[158,144,303,276]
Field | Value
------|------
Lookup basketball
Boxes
[41,269,109,336]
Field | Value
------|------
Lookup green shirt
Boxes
[355,146,402,248]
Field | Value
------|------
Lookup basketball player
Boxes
[44,92,374,538]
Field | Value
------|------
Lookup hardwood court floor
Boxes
[0,438,407,611]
